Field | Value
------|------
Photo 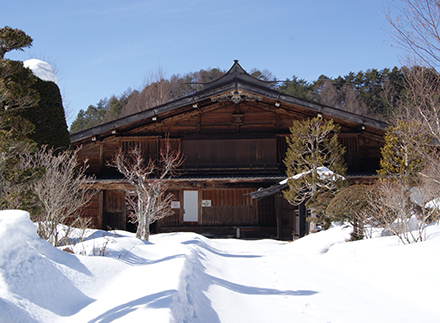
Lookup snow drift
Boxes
[1,209,440,322]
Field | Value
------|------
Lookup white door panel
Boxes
[183,191,198,222]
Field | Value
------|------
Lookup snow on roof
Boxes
[279,166,345,185]
[23,59,57,83]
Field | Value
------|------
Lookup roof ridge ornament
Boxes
[201,60,276,90]
[211,90,263,104]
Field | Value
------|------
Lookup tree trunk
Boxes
[309,185,318,233]
[309,212,317,233]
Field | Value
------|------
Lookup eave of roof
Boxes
[70,61,389,144]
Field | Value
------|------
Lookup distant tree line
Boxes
[278,67,404,119]
[70,67,226,133]
[70,65,405,133]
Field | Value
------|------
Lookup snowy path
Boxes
[170,235,439,323]
[2,211,440,323]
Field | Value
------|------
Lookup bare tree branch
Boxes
[386,0,440,70]
[110,138,184,241]
[25,146,95,247]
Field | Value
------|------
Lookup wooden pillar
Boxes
[98,190,104,229]
[98,141,104,172]
[276,192,282,239]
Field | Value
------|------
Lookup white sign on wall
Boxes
[202,200,211,207]
[171,201,180,209]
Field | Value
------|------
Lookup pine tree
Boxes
[1,26,38,112]
[278,76,314,101]
[70,103,106,133]
[378,119,429,186]
[283,117,347,232]
[326,185,374,240]
[0,26,32,60]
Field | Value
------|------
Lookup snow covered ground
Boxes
[1,209,440,323]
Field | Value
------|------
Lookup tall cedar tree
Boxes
[0,26,41,210]
[283,117,346,233]
[14,77,70,150]
[1,26,70,150]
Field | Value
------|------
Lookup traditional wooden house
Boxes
[71,61,387,240]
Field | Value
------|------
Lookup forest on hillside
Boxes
[69,66,404,133]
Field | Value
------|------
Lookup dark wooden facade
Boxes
[71,61,387,240]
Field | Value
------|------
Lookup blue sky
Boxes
[1,0,404,126]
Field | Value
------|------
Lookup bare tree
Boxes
[110,140,183,241]
[121,66,172,116]
[382,1,440,242]
[314,80,340,107]
[314,80,374,117]
[386,0,440,70]
[368,180,436,243]
[374,118,438,243]
[339,84,371,116]
[396,67,440,139]
[26,146,95,247]
[391,67,440,191]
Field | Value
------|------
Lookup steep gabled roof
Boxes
[200,60,276,89]
[70,61,388,144]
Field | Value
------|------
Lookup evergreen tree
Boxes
[283,117,347,233]
[14,77,70,150]
[378,119,429,186]
[105,96,123,121]
[70,102,106,133]
[304,189,335,230]
[0,26,32,60]
[1,26,70,150]
[1,26,38,112]
[0,26,41,210]
[0,113,41,212]
[326,185,374,240]
[278,76,314,101]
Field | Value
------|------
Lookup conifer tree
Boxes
[15,77,70,150]
[326,185,374,240]
[283,117,346,232]
[0,114,41,212]
[0,26,40,209]
[378,119,429,186]
[0,26,32,60]
[1,26,38,111]
[1,26,70,150]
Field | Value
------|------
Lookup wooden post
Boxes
[98,190,104,229]
[276,192,282,239]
